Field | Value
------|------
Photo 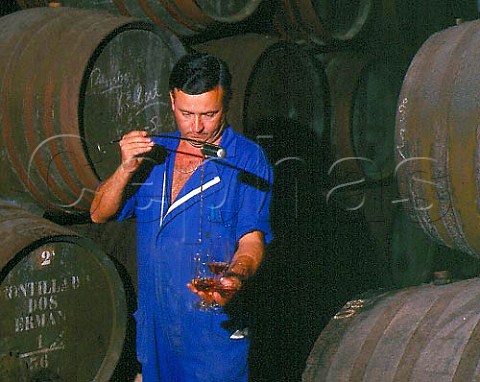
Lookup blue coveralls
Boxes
[117,126,273,381]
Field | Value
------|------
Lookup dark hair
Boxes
[169,53,232,107]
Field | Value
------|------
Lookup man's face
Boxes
[169,85,226,145]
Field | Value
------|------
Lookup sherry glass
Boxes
[191,248,219,312]
[190,237,236,312]
[207,237,240,301]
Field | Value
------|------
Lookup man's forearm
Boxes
[227,231,265,280]
[90,165,133,223]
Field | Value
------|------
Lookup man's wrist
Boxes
[225,264,249,283]
[223,272,244,290]
[224,271,246,281]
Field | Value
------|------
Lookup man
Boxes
[90,53,273,381]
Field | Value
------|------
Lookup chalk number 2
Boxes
[40,250,55,266]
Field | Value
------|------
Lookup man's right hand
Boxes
[90,130,155,223]
[119,130,155,173]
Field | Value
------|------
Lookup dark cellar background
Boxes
[2,1,480,381]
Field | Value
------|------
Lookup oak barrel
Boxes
[389,205,441,288]
[303,277,480,381]
[358,180,438,289]
[274,0,373,45]
[275,1,478,51]
[327,52,408,182]
[338,182,480,290]
[0,203,127,381]
[16,0,266,37]
[0,7,185,213]
[194,33,328,138]
[395,19,480,258]
[16,0,215,36]
[389,207,480,288]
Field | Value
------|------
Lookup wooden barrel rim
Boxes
[279,0,373,44]
[159,0,215,32]
[327,52,370,179]
[195,0,263,23]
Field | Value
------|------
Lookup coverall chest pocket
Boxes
[208,208,238,228]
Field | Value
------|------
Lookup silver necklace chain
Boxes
[173,165,199,174]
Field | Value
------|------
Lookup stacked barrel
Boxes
[0,4,186,380]
[2,1,480,381]
[0,202,128,380]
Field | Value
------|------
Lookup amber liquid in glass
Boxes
[191,277,218,296]
[208,261,229,275]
